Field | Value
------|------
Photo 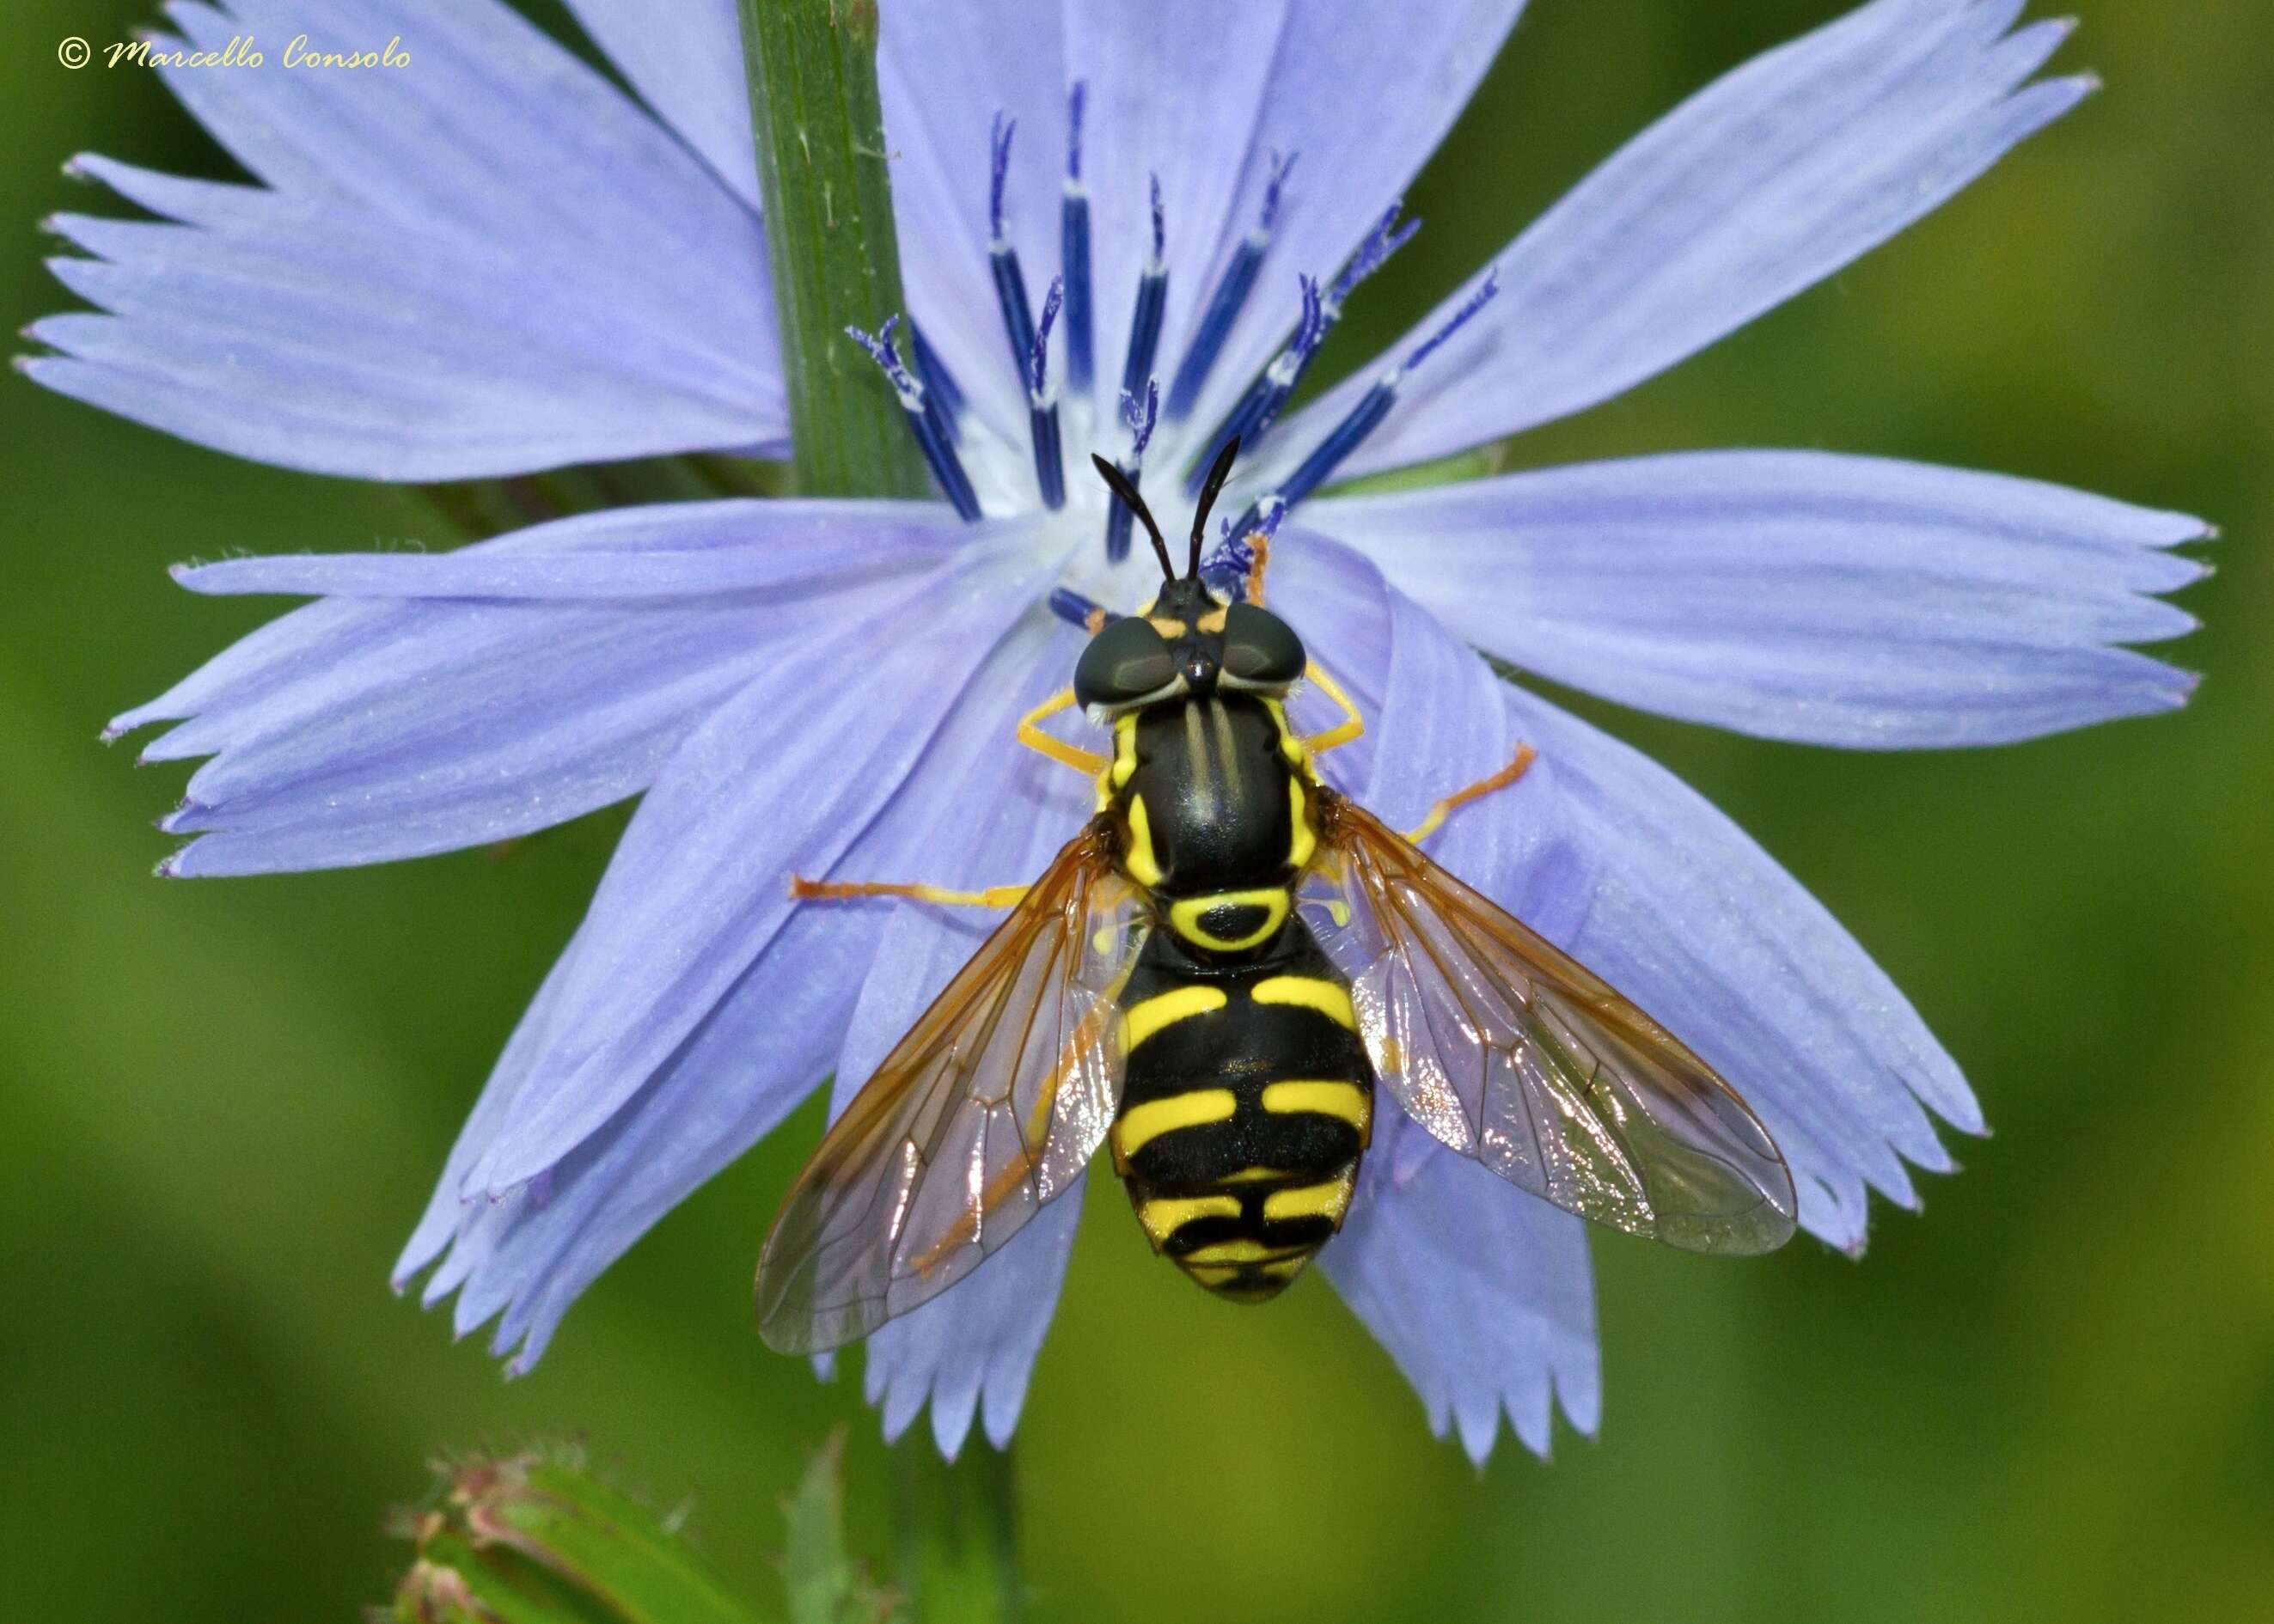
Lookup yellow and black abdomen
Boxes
[1109,921,1373,1302]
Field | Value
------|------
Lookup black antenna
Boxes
[1091,454,1177,582]
[1189,436,1241,577]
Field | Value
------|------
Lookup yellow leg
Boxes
[1018,687,1108,774]
[1403,744,1537,846]
[1302,662,1366,755]
[789,875,1028,910]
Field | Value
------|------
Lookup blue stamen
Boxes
[1029,277,1062,398]
[907,321,965,441]
[1065,82,1085,183]
[988,113,1038,384]
[1399,266,1499,374]
[1103,379,1160,565]
[847,318,980,522]
[1061,83,1094,395]
[1187,275,1323,491]
[1266,269,1502,513]
[1118,175,1168,405]
[1124,377,1160,458]
[1048,586,1118,629]
[1325,201,1420,318]
[1165,150,1296,422]
[1028,277,1066,509]
[1270,383,1396,511]
[1184,207,1421,488]
[988,111,1015,241]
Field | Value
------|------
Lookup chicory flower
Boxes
[28,0,2207,1461]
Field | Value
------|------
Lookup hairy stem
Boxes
[738,0,930,499]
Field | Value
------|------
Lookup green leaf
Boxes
[737,0,930,500]
[388,1523,618,1624]
[383,1450,773,1624]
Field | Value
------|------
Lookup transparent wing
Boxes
[1307,792,1797,1255]
[757,827,1137,1353]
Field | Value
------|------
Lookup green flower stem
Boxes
[891,1437,1025,1624]
[738,0,930,500]
[740,13,1026,1621]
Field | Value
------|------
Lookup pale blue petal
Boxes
[399,614,1088,1371]
[462,535,1060,1198]
[26,0,779,479]
[819,617,1095,1453]
[1257,525,1396,791]
[559,0,761,210]
[1305,557,1601,1462]
[877,0,1524,434]
[1322,1114,1599,1463]
[1313,451,2209,747]
[398,902,879,1368]
[1348,566,1602,941]
[1063,0,1291,413]
[173,498,960,601]
[1176,0,1528,437]
[1504,683,1977,1249]
[1300,539,1974,1254]
[1274,0,2087,479]
[865,1176,1084,1457]
[120,503,960,875]
[878,1,1069,435]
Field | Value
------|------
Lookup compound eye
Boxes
[1220,602,1306,688]
[1073,616,1178,709]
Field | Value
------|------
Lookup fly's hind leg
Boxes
[789,875,1030,910]
[791,688,1106,908]
[1403,744,1538,846]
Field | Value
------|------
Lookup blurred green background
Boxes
[5,1,2270,1620]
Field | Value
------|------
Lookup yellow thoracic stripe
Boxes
[1120,985,1227,1051]
[1250,974,1354,1029]
[1287,776,1316,869]
[1123,792,1164,886]
[1111,1088,1238,1164]
[1166,887,1289,953]
[1112,712,1140,787]
[1259,1079,1372,1135]
[1137,1193,1240,1246]
[1262,1171,1358,1225]
[1264,697,1305,768]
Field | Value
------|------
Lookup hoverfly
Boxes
[756,441,1798,1355]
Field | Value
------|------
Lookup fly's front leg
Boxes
[1403,744,1537,846]
[1302,662,1366,755]
[1017,687,1108,774]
